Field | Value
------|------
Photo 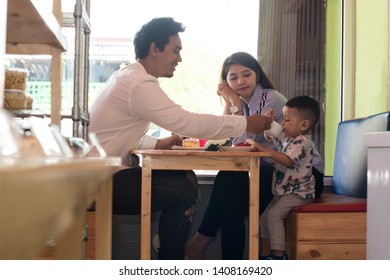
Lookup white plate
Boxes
[220,146,252,152]
[171,145,204,150]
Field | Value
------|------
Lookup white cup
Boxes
[265,121,283,138]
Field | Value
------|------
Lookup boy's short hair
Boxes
[285,95,320,129]
[134,17,185,60]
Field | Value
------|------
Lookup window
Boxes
[257,0,326,167]
[7,0,259,136]
[6,0,327,173]
[80,0,259,138]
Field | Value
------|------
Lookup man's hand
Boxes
[246,115,272,134]
[155,135,183,150]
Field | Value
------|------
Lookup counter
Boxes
[364,131,390,260]
[0,157,120,259]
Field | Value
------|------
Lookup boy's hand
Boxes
[264,109,276,120]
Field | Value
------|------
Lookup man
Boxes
[88,17,272,259]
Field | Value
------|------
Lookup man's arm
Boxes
[245,115,273,134]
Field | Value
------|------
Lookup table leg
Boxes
[95,177,113,259]
[141,162,152,259]
[248,157,260,260]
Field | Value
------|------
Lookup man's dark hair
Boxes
[133,17,185,60]
[285,95,320,128]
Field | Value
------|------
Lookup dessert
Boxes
[183,138,200,148]
[234,142,252,147]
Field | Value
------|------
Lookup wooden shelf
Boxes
[6,0,67,54]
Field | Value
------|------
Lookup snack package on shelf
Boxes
[4,89,27,109]
[3,67,34,110]
[26,95,33,109]
[5,67,29,90]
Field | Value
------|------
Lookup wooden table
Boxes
[0,157,120,260]
[132,149,271,260]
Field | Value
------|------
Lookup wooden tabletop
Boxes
[132,149,271,157]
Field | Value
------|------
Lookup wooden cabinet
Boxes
[2,0,67,125]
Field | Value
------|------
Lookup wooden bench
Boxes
[285,112,390,260]
[286,193,366,259]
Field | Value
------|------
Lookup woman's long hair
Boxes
[220,52,275,89]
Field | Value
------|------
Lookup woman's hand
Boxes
[217,83,240,104]
[155,135,183,150]
[218,83,242,115]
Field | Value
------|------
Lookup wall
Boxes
[355,0,387,117]
[325,0,342,175]
[325,0,388,175]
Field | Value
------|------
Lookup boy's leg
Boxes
[267,195,310,256]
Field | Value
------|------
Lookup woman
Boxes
[185,52,324,259]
